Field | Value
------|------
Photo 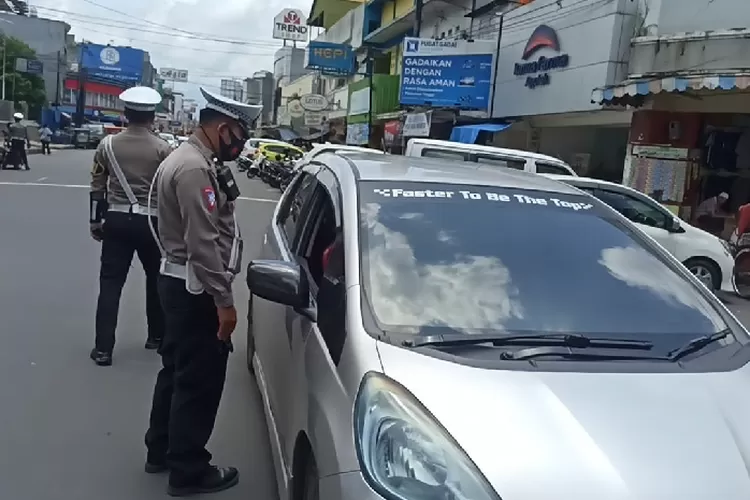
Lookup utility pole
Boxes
[74,44,87,127]
[54,50,61,106]
[488,12,504,118]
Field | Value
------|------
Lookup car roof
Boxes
[407,138,568,164]
[310,143,385,154]
[321,152,584,195]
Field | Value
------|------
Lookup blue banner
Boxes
[81,44,144,82]
[306,41,354,76]
[399,37,495,110]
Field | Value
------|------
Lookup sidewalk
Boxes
[27,141,75,155]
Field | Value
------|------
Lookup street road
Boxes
[3,150,750,499]
[0,149,281,500]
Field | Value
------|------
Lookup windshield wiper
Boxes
[403,333,653,350]
[501,346,661,361]
[666,329,731,361]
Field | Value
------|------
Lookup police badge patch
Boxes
[202,187,216,211]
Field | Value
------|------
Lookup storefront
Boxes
[489,0,637,179]
[592,25,750,237]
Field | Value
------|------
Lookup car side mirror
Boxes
[667,217,684,233]
[246,260,316,322]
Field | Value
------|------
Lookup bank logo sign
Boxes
[514,24,570,89]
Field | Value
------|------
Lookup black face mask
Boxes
[218,126,246,162]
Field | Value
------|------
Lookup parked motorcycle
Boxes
[236,155,252,173]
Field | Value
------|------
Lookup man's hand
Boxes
[217,305,237,341]
[90,222,104,241]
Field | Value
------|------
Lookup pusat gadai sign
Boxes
[514,25,570,89]
[273,8,308,42]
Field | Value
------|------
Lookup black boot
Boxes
[89,348,112,366]
[167,466,239,497]
[144,338,162,350]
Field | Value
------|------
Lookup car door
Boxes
[281,168,351,475]
[255,169,321,468]
[592,187,677,254]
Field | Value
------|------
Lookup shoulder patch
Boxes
[91,160,105,175]
[202,187,216,211]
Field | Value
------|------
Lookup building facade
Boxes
[220,79,244,101]
[590,0,750,232]
[245,70,275,126]
[274,46,309,87]
[0,12,69,107]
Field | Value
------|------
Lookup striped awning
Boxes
[592,74,750,105]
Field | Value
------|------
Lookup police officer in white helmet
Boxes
[7,112,30,169]
[89,86,172,366]
[144,88,260,496]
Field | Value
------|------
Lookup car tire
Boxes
[684,257,720,291]
[246,294,256,374]
[301,454,319,500]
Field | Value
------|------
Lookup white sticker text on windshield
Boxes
[371,188,594,211]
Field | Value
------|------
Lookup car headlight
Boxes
[354,372,500,500]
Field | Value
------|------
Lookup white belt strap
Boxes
[103,135,139,210]
[147,167,166,257]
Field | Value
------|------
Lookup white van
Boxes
[405,138,577,176]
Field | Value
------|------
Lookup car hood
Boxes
[377,341,750,500]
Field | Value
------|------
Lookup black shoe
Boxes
[145,461,168,474]
[89,348,112,366]
[145,338,162,350]
[167,466,239,497]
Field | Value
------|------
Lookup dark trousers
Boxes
[41,140,51,154]
[95,211,164,353]
[9,139,27,168]
[145,276,229,486]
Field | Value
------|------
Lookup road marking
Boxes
[36,176,48,182]
[0,181,278,204]
[0,181,87,188]
[238,196,277,203]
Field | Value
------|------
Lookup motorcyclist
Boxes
[8,112,30,170]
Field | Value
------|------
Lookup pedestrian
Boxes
[39,124,52,155]
[8,112,30,169]
[695,191,730,234]
[144,87,260,497]
[89,86,172,367]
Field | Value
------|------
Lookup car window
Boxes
[594,189,669,229]
[421,148,470,161]
[474,154,525,170]
[537,162,572,175]
[357,181,727,348]
[279,172,319,247]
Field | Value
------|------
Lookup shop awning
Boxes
[449,123,511,144]
[592,73,750,105]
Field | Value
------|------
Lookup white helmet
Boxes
[13,112,23,120]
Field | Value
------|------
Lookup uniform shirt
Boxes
[90,125,172,207]
[156,135,240,308]
[8,122,27,141]
[39,127,52,141]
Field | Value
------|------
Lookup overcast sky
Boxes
[30,0,316,103]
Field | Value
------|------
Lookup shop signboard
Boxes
[346,123,369,145]
[306,41,355,76]
[273,8,309,42]
[81,44,144,82]
[403,112,432,137]
[304,111,326,127]
[159,68,189,83]
[15,58,43,75]
[300,94,329,112]
[287,99,305,118]
[399,37,495,109]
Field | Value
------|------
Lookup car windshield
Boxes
[357,181,728,345]
[160,133,175,141]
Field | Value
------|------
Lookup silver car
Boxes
[246,152,750,500]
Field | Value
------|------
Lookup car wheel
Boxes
[246,294,256,374]
[301,454,319,500]
[685,257,720,290]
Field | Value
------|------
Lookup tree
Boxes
[1,34,46,119]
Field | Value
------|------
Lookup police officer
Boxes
[89,86,172,367]
[8,112,29,170]
[144,88,260,496]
